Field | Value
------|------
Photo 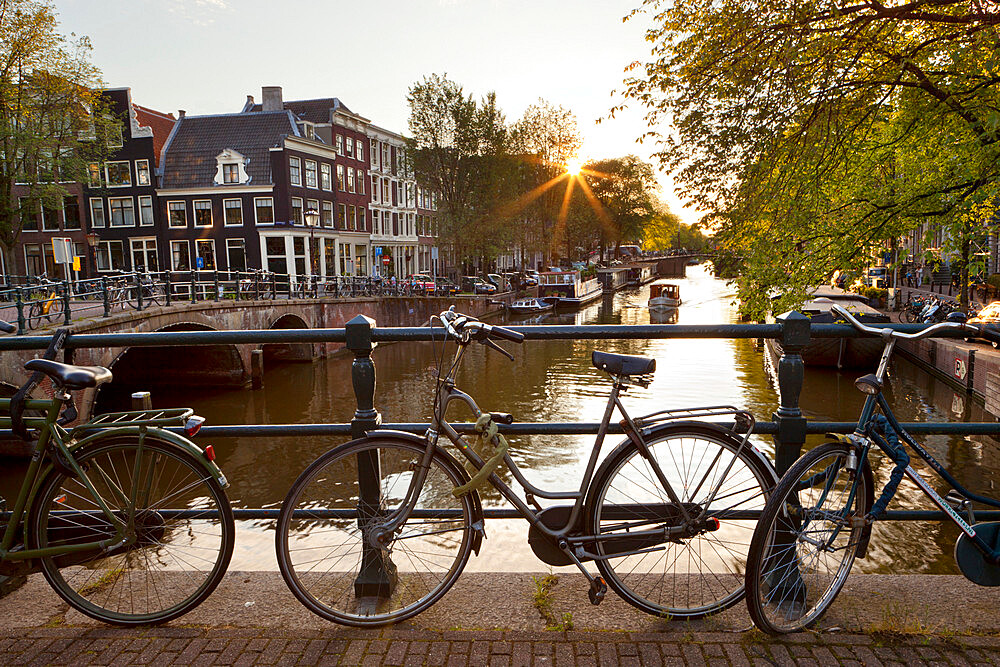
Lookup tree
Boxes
[0,0,113,274]
[620,0,1000,315]
[584,156,658,257]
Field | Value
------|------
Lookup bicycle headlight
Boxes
[854,374,882,395]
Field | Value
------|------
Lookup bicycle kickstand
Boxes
[559,540,607,605]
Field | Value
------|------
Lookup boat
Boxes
[764,290,891,369]
[538,270,603,309]
[648,281,682,311]
[626,264,655,286]
[597,267,631,293]
[507,297,553,315]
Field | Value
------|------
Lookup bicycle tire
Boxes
[586,422,774,618]
[276,437,475,627]
[29,435,235,625]
[744,442,869,634]
[27,302,42,329]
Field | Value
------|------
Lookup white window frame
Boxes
[254,197,274,225]
[347,168,355,193]
[356,142,363,163]
[170,240,191,271]
[291,197,304,225]
[89,198,106,228]
[320,163,332,191]
[138,195,154,226]
[105,160,132,188]
[346,136,354,158]
[135,159,151,186]
[193,199,213,227]
[130,237,158,272]
[108,196,135,227]
[223,198,243,227]
[96,240,125,272]
[289,156,301,186]
[321,201,334,228]
[335,135,343,155]
[336,165,344,191]
[195,238,217,271]
[357,169,365,195]
[226,238,247,272]
[304,159,318,188]
[168,201,187,228]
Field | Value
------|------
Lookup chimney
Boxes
[262,86,283,112]
[246,94,254,106]
[178,110,186,118]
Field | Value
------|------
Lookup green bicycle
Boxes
[0,323,235,625]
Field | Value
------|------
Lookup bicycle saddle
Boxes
[24,359,112,389]
[592,351,655,377]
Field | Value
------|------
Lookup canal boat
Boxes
[597,267,631,293]
[507,297,554,315]
[626,264,655,286]
[765,291,891,369]
[538,270,602,309]
[648,281,682,311]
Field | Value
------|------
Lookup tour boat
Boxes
[538,270,603,309]
[648,281,682,311]
[507,297,554,315]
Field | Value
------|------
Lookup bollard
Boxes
[102,277,111,317]
[164,272,172,307]
[15,288,25,334]
[61,281,71,325]
[772,310,810,475]
[345,314,395,599]
[135,274,144,311]
[250,349,264,389]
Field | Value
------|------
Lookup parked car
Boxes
[460,276,496,294]
[486,273,510,292]
[406,274,436,294]
[435,277,459,296]
[865,267,889,289]
[522,270,540,287]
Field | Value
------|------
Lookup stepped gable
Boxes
[160,111,298,189]
[132,104,175,167]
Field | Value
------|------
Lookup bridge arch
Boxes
[263,313,314,363]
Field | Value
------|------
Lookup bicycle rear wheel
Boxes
[27,302,42,329]
[587,423,774,618]
[745,442,868,634]
[29,436,235,625]
[276,437,475,627]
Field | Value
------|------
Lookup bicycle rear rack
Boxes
[633,405,755,438]
[71,407,194,434]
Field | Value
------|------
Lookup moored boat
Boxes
[508,297,554,315]
[648,281,682,311]
[539,270,602,309]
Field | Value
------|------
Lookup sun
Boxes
[565,157,584,176]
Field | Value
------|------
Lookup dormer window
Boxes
[214,149,250,185]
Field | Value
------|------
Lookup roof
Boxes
[160,111,298,189]
[132,104,176,167]
[244,97,365,125]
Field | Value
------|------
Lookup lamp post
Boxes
[304,208,319,277]
[85,232,100,278]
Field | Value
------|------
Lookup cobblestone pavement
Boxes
[2,626,999,666]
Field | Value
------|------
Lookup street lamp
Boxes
[304,208,319,277]
[85,232,100,278]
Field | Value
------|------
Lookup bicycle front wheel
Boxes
[745,442,868,634]
[29,436,235,625]
[44,296,64,323]
[276,437,476,627]
[587,423,774,618]
[27,302,42,329]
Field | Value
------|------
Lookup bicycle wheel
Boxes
[903,308,919,323]
[745,442,868,634]
[586,423,774,618]
[276,437,475,627]
[27,302,42,329]
[28,436,235,625]
[44,295,64,323]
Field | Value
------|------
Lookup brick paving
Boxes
[1,627,999,666]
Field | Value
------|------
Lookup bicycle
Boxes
[130,272,162,308]
[744,303,1000,634]
[274,307,777,626]
[0,321,235,625]
[237,269,276,300]
[896,296,925,323]
[27,276,64,329]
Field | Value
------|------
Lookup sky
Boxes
[54,0,698,225]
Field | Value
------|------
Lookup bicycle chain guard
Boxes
[955,522,1000,586]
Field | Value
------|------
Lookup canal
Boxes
[5,263,1000,574]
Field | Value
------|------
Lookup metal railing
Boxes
[2,311,999,523]
[0,270,484,335]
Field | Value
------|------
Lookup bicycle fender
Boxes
[66,427,228,487]
[823,435,876,558]
[364,429,486,555]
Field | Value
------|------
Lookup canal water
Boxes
[5,263,1000,574]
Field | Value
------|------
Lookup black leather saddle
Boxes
[24,359,112,390]
[591,351,655,377]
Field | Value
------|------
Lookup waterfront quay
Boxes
[2,571,1000,665]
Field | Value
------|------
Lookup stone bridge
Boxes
[0,295,506,425]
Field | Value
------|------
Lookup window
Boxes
[355,244,368,276]
[381,144,390,170]
[370,138,377,166]
[130,238,158,272]
[89,198,105,228]
[64,197,81,230]
[24,244,44,276]
[87,163,102,187]
[222,163,239,184]
[195,239,216,270]
[337,203,346,229]
[336,165,344,191]
[356,142,363,163]
[372,210,380,234]
[347,168,355,193]
[291,197,304,225]
[289,156,301,186]
[168,201,186,228]
[335,135,343,155]
[306,199,319,224]
[254,197,274,225]
[109,197,135,227]
[381,179,390,203]
[19,198,37,231]
[96,240,125,271]
[223,199,243,226]
[320,163,332,191]
[265,236,287,275]
[170,240,191,271]
[371,176,379,203]
[358,170,365,195]
[136,159,151,186]
[193,200,212,227]
[305,160,317,188]
[348,205,357,231]
[42,204,60,231]
[292,236,306,276]
[321,201,334,227]
[105,161,131,187]
[357,208,366,232]
[339,242,351,274]
[138,195,154,226]
[226,239,246,272]
[346,136,354,158]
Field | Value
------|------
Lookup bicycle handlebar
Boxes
[830,303,993,343]
[438,309,525,344]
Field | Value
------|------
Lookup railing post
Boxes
[190,273,198,303]
[164,272,172,307]
[345,314,395,600]
[773,310,811,475]
[214,271,220,301]
[61,281,71,325]
[135,273,144,312]
[101,277,111,318]
[15,288,25,335]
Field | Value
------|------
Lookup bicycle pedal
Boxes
[945,491,969,510]
[588,576,607,605]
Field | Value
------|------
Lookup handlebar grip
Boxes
[0,320,14,334]
[978,324,1000,346]
[490,325,524,343]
